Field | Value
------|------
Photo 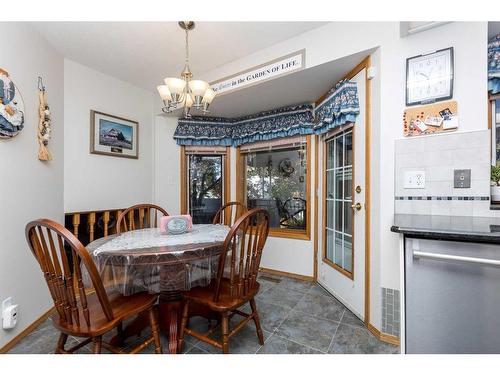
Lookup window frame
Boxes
[180,146,231,219]
[235,136,311,240]
[321,124,355,280]
[490,95,500,166]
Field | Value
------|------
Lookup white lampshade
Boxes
[201,88,216,104]
[164,77,186,94]
[156,85,172,101]
[189,80,209,96]
[185,93,194,108]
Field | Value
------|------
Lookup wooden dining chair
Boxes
[212,201,247,227]
[25,219,162,354]
[178,208,270,354]
[116,203,169,234]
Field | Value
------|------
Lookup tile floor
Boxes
[8,273,399,354]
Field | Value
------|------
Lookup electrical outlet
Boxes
[404,171,425,189]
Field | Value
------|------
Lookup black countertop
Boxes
[391,214,500,243]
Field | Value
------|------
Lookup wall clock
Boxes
[406,47,454,106]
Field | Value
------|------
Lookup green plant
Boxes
[491,164,500,186]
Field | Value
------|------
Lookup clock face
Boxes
[406,48,453,106]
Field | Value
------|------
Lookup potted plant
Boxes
[491,164,500,203]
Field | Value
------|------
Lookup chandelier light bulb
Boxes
[156,85,172,101]
[164,77,186,95]
[189,80,209,96]
[201,88,216,104]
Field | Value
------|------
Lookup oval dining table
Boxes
[86,224,230,354]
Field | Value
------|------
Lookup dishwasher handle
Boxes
[413,250,500,267]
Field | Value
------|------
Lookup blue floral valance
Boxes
[313,79,359,135]
[174,104,315,147]
[489,34,500,95]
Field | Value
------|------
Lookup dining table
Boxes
[86,223,230,353]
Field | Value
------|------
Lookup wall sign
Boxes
[210,50,305,96]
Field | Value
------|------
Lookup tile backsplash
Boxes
[394,130,494,217]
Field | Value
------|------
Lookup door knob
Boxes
[351,202,362,211]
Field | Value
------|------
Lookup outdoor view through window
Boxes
[245,145,307,230]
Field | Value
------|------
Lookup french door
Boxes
[318,67,367,320]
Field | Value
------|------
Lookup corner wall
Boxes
[0,23,64,349]
[64,59,155,213]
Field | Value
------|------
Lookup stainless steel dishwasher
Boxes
[405,237,500,354]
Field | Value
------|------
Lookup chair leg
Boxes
[116,322,124,346]
[55,333,68,354]
[92,336,102,354]
[221,312,230,354]
[250,298,264,345]
[148,307,162,354]
[178,300,190,353]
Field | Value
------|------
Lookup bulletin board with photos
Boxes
[403,100,458,137]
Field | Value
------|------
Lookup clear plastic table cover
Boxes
[85,224,230,296]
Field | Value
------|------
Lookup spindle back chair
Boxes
[25,219,162,354]
[116,203,169,234]
[179,208,270,353]
[212,201,247,227]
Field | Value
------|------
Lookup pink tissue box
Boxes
[160,215,193,235]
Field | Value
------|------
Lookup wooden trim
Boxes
[180,145,187,214]
[224,147,231,210]
[314,56,373,325]
[259,267,314,282]
[234,136,312,240]
[0,307,55,353]
[321,128,355,281]
[180,146,230,216]
[366,322,400,347]
[313,135,319,281]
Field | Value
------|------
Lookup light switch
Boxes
[454,169,471,188]
[404,171,425,189]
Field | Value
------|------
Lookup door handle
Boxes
[351,202,362,211]
[413,250,500,267]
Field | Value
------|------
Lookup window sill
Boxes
[268,228,310,241]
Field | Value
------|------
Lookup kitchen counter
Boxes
[391,214,500,243]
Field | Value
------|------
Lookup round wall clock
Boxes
[0,69,25,139]
[405,47,454,106]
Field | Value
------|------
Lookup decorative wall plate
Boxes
[0,69,25,139]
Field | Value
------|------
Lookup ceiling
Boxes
[195,49,372,118]
[31,21,327,91]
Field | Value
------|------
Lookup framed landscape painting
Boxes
[90,110,138,159]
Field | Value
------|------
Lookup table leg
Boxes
[158,298,182,354]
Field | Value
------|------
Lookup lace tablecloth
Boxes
[86,224,230,296]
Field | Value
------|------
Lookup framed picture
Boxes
[406,47,454,106]
[90,110,138,159]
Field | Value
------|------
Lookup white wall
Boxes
[64,59,155,212]
[0,23,64,348]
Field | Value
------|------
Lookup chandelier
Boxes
[157,21,216,118]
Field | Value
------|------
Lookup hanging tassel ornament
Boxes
[37,77,52,161]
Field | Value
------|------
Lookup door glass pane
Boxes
[326,229,334,262]
[334,231,343,267]
[326,171,334,199]
[335,169,343,200]
[324,130,354,276]
[345,132,353,166]
[335,136,344,168]
[188,155,223,224]
[343,235,353,273]
[335,200,343,232]
[344,167,352,200]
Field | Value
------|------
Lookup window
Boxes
[324,129,353,276]
[181,147,229,224]
[236,136,310,239]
